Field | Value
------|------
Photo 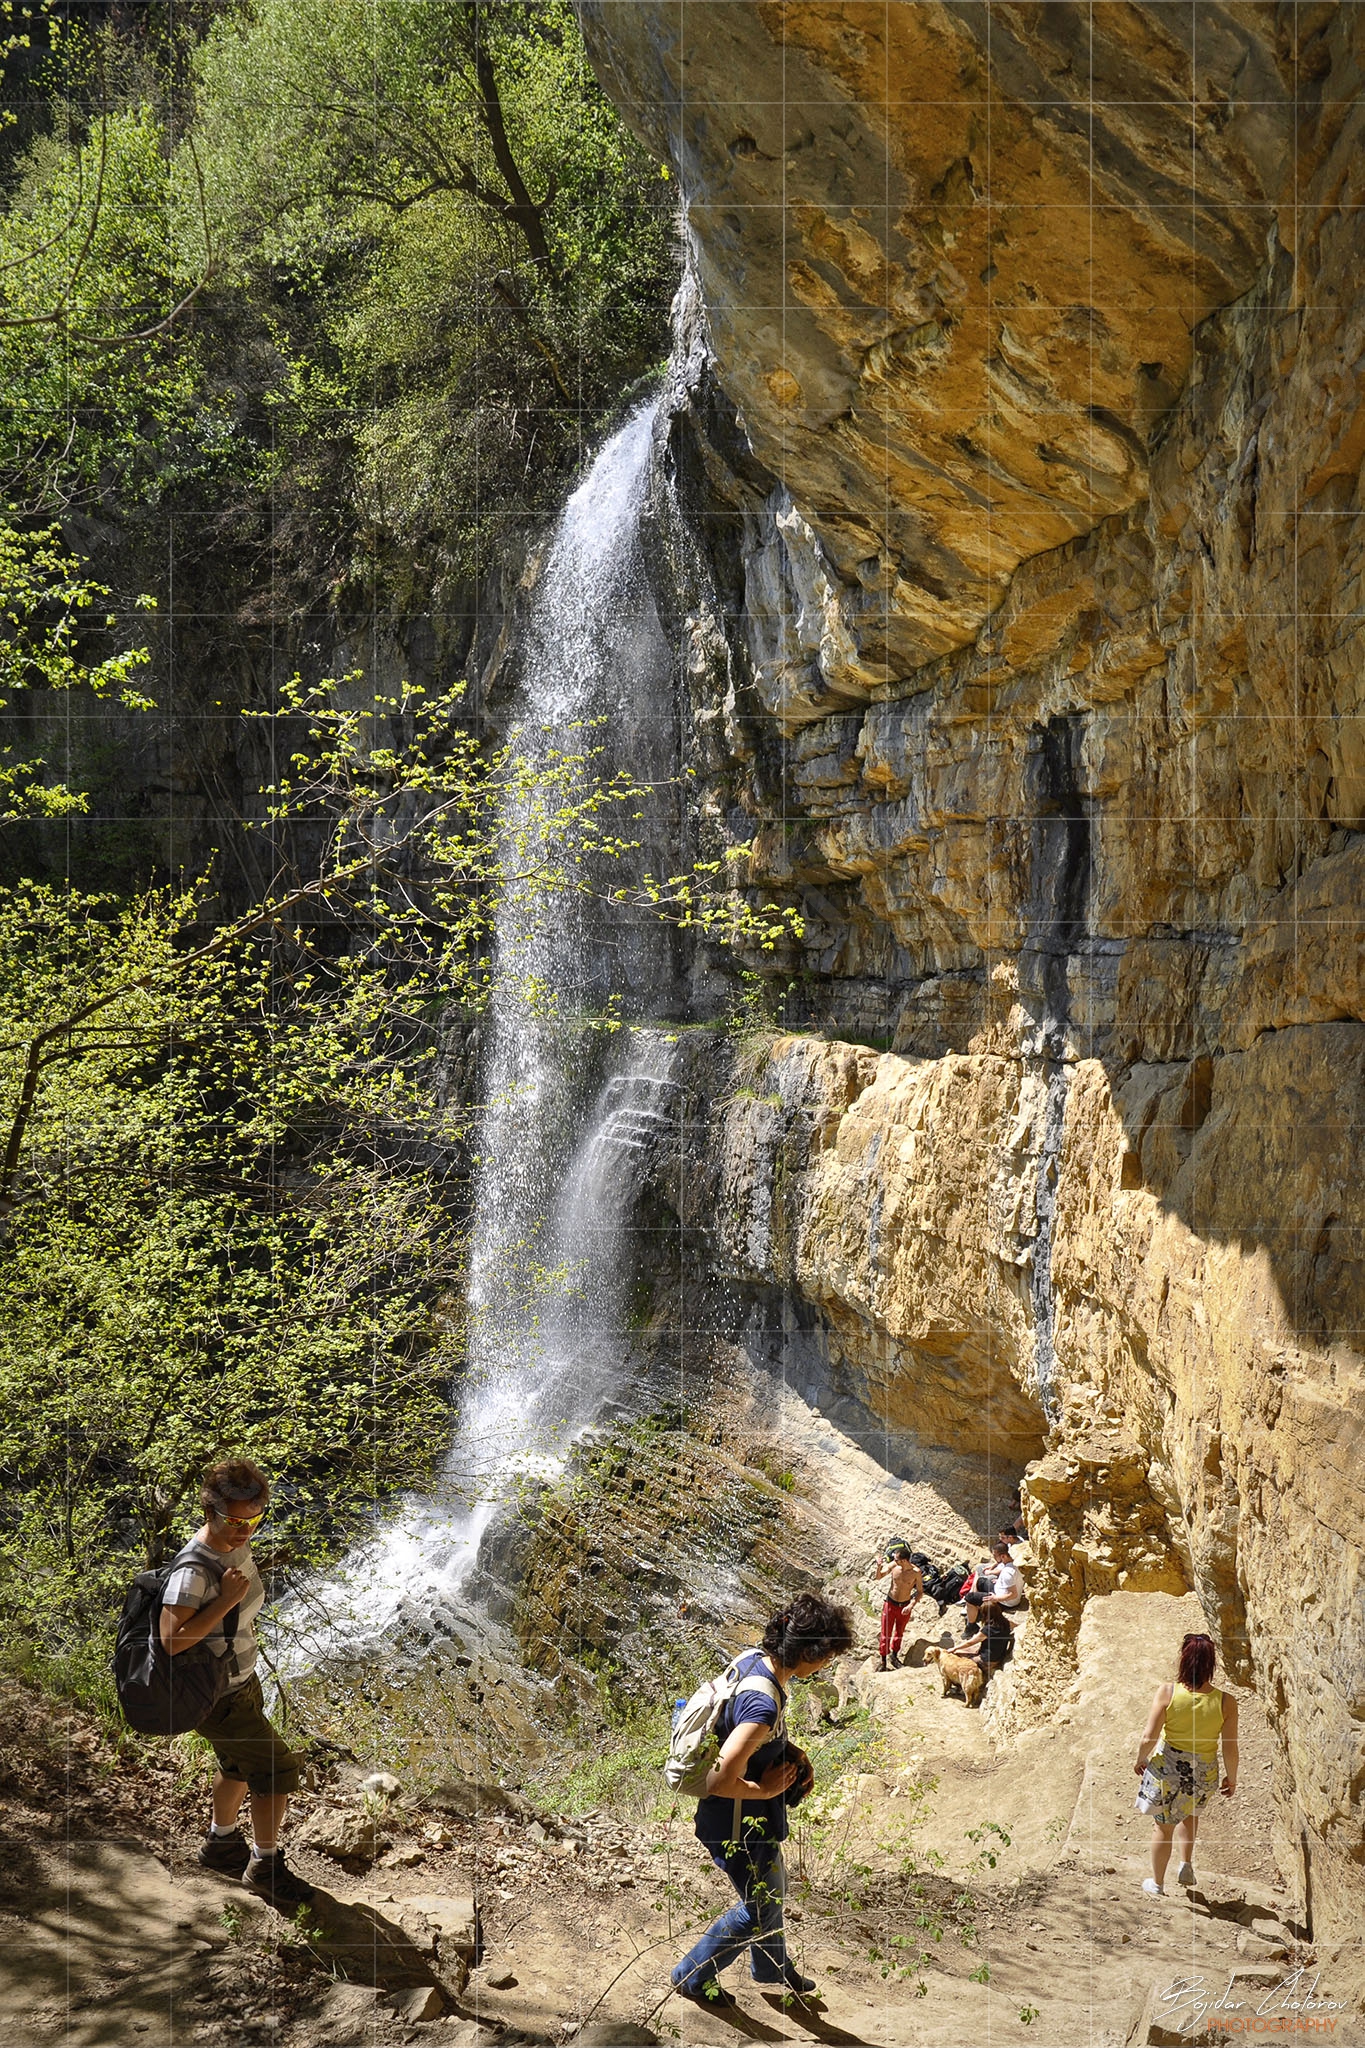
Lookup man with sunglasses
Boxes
[160,1457,312,1907]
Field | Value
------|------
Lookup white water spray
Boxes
[284,404,682,1666]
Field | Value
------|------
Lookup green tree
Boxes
[0,873,468,1657]
[0,102,222,509]
[190,0,674,570]
[0,521,155,818]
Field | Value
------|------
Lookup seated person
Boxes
[956,1604,1015,1667]
[964,1540,1024,1629]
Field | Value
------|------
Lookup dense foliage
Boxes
[0,0,681,1676]
[0,665,705,1666]
[0,880,465,1651]
[191,0,674,572]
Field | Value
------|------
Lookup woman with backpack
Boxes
[159,1458,313,1908]
[670,1591,854,2009]
[1133,1631,1239,1895]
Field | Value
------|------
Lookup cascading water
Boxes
[285,403,684,1665]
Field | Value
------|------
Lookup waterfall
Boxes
[285,403,684,1665]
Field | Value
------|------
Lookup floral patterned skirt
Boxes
[1135,1743,1219,1825]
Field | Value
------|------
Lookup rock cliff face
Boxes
[585,1,1365,1931]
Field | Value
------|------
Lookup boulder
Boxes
[303,1893,440,1993]
[395,1893,479,1971]
[360,1770,402,1799]
[472,1964,517,1991]
[425,1775,529,1820]
[291,1805,391,1864]
[399,1986,446,2023]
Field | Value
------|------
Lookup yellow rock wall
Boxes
[588,0,1365,1930]
[697,1030,1363,1929]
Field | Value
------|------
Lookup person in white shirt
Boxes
[963,1540,1024,1631]
[161,1458,312,1908]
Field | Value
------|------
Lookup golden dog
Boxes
[926,1645,984,1708]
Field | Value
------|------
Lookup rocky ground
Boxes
[3,1565,1360,2048]
[2,1386,1358,2048]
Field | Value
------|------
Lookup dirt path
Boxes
[456,1593,1331,2048]
[1,1489,1358,2046]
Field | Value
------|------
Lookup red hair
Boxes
[1178,1633,1216,1688]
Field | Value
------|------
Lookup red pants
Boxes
[880,1599,910,1658]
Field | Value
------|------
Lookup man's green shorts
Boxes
[198,1673,302,1796]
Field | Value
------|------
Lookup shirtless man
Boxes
[874,1545,923,1670]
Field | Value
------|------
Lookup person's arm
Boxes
[159,1567,249,1655]
[874,1557,889,1580]
[1134,1685,1172,1775]
[1220,1694,1239,1796]
[703,1717,798,1803]
[954,1631,984,1656]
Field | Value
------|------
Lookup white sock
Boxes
[210,1822,238,1837]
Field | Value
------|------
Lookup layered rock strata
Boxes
[587,0,1365,1931]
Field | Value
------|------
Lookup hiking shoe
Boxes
[1141,1878,1165,1897]
[877,1656,888,1671]
[754,1966,818,1994]
[1175,1861,1195,1887]
[197,1828,250,1878]
[243,1850,315,1908]
[670,1970,738,2009]
[889,1651,901,1668]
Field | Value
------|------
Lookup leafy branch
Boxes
[0,669,801,1210]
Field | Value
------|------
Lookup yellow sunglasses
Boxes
[215,1506,265,1530]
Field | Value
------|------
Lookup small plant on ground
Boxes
[966,1820,1012,1870]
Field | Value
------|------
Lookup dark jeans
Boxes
[673,1835,788,1987]
[965,1586,1020,1618]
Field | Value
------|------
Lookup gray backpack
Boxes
[665,1655,785,1799]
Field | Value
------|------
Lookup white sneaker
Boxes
[1175,1861,1195,1886]
[1142,1878,1165,1897]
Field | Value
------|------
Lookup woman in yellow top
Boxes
[1133,1632,1238,1896]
